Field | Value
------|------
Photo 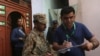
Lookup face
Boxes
[37,22,46,32]
[17,19,23,26]
[52,23,58,29]
[61,12,75,28]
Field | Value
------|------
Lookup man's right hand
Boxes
[19,37,24,40]
[62,40,72,48]
[52,41,72,51]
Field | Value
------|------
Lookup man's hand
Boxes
[19,37,24,40]
[82,42,93,51]
[63,40,72,48]
[52,40,72,51]
[45,52,53,56]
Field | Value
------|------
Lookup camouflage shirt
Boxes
[22,29,50,56]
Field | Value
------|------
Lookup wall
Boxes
[31,0,55,37]
[69,0,100,56]
[81,0,100,56]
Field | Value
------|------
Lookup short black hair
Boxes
[60,6,75,16]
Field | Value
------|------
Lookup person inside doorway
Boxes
[11,18,26,56]
[47,20,58,44]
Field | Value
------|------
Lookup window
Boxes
[0,5,6,16]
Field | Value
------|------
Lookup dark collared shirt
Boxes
[52,22,93,56]
[11,27,25,47]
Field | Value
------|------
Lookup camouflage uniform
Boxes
[22,28,51,56]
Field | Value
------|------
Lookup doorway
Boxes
[9,12,22,29]
[6,11,24,56]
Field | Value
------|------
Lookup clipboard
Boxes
[57,43,85,54]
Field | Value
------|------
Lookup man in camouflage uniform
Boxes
[22,13,53,56]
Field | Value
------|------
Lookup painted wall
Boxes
[69,0,100,56]
[31,0,56,37]
[81,0,100,56]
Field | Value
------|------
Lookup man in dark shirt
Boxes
[11,19,26,56]
[47,20,58,44]
[52,6,99,56]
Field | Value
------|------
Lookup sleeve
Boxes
[22,33,36,56]
[11,29,19,43]
[52,30,59,43]
[18,29,26,37]
[82,24,93,40]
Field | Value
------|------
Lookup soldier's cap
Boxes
[33,13,47,24]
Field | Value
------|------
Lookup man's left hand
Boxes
[82,42,93,51]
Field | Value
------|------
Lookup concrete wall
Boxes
[69,0,100,56]
[31,0,56,37]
